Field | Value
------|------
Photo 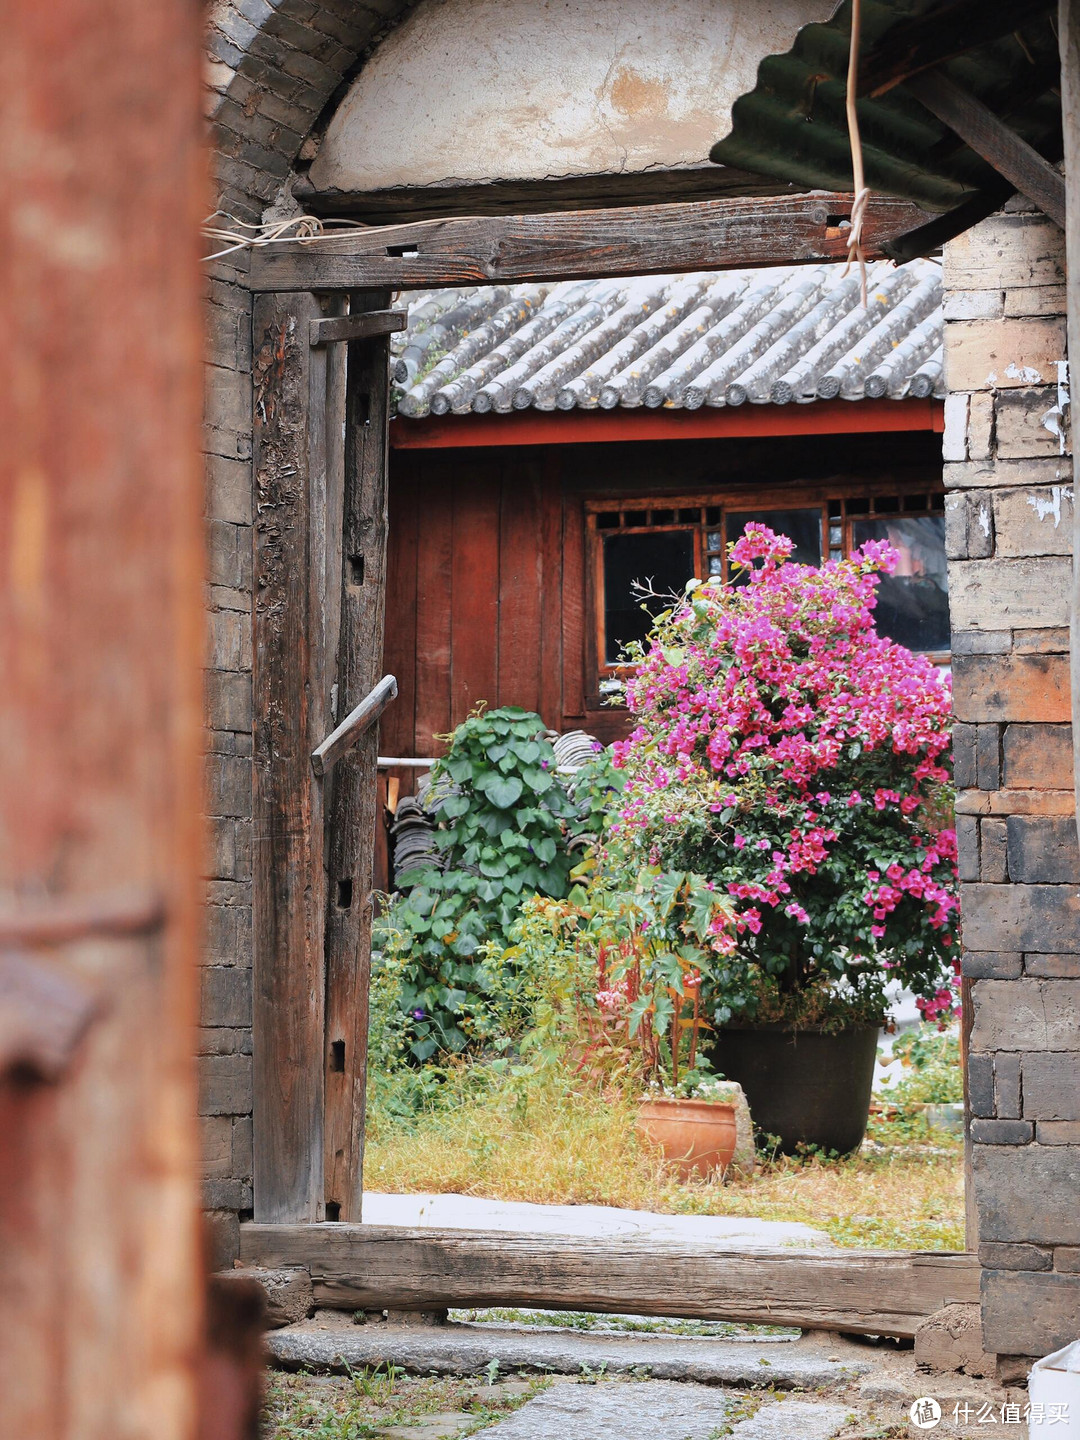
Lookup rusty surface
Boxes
[0,0,206,1433]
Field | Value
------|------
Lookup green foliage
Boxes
[882,1024,963,1105]
[376,707,622,1060]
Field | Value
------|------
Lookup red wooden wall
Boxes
[380,429,945,767]
[382,445,591,757]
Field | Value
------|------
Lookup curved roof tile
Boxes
[391,260,943,419]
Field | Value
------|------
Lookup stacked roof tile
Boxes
[391,259,943,420]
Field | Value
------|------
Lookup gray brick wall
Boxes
[944,203,1080,1356]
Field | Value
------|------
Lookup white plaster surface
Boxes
[311,0,835,192]
[361,1192,830,1247]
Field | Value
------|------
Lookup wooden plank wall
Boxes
[381,430,949,780]
[382,447,588,767]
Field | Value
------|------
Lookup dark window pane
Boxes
[727,508,822,567]
[852,516,951,653]
[678,507,702,523]
[651,508,675,525]
[603,530,695,663]
[624,510,649,527]
[847,497,871,515]
[596,511,620,529]
[876,496,900,513]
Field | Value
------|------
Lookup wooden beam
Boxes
[292,164,801,225]
[310,311,407,347]
[240,1224,981,1339]
[905,71,1066,228]
[858,0,1055,97]
[882,183,1015,264]
[252,292,329,1224]
[248,194,931,293]
[321,294,394,1223]
[311,675,398,777]
[389,398,945,451]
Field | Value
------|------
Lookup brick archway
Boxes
[204,0,418,221]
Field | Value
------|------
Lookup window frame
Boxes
[586,479,949,690]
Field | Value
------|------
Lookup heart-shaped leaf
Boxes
[478,773,524,809]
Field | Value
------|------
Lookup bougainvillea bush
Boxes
[610,524,959,1030]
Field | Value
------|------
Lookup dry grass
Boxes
[366,1069,965,1251]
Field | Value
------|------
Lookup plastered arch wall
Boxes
[310,0,833,193]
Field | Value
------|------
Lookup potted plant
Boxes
[608,524,960,1154]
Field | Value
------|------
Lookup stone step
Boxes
[267,1318,870,1390]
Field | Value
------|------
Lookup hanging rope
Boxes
[843,0,870,305]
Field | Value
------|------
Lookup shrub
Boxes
[377,706,621,1059]
[882,1024,963,1106]
[454,859,736,1097]
[610,524,960,1030]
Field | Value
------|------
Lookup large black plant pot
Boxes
[708,1025,880,1156]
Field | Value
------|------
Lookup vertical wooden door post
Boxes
[252,291,340,1223]
[253,289,392,1224]
[0,0,205,1430]
[323,292,393,1221]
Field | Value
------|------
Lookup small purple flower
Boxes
[541,759,549,769]
[413,1008,425,1020]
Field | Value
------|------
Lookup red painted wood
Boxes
[390,399,945,451]
[413,457,454,757]
[538,451,565,731]
[450,462,500,725]
[382,457,419,761]
[561,493,587,721]
[497,458,543,715]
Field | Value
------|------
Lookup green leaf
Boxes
[439,793,470,819]
[522,767,554,794]
[477,773,524,809]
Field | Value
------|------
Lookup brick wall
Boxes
[944,203,1080,1357]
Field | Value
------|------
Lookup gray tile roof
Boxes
[391,259,943,420]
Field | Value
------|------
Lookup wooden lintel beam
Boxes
[248,194,931,293]
[310,311,407,347]
[858,0,1055,97]
[311,674,397,778]
[240,1223,981,1339]
[905,71,1066,228]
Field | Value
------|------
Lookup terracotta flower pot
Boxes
[635,1096,738,1179]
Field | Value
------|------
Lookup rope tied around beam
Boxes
[843,0,871,306]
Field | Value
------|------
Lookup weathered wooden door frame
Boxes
[252,289,394,1224]
[248,187,937,1228]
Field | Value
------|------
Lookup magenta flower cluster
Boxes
[610,525,960,1025]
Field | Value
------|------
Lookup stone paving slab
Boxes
[466,1380,738,1439]
[361,1193,831,1249]
[268,1321,870,1389]
[729,1401,851,1439]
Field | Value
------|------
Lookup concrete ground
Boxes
[361,1191,831,1248]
